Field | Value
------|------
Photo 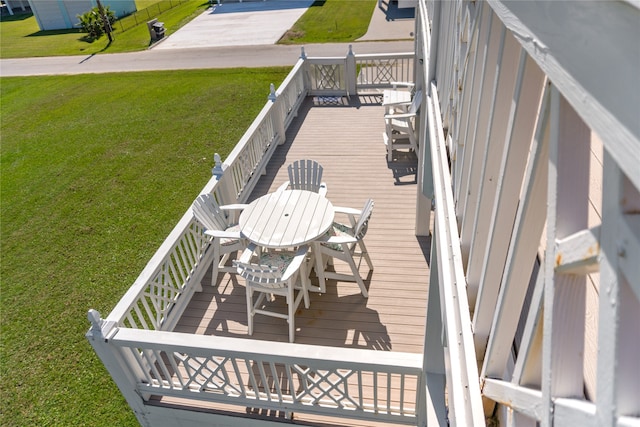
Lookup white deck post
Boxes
[86,310,151,427]
[596,153,640,426]
[541,87,590,427]
[422,227,448,424]
[268,83,287,145]
[345,45,357,97]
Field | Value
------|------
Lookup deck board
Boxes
[170,96,432,425]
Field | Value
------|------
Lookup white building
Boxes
[27,0,136,30]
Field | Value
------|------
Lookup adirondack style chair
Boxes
[313,199,374,297]
[192,193,247,286]
[383,90,422,161]
[234,243,311,343]
[277,159,328,196]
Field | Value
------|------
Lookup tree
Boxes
[77,5,116,41]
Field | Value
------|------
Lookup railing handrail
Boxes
[427,83,485,425]
[112,327,423,370]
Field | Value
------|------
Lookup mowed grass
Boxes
[0,0,376,58]
[0,1,209,58]
[0,68,289,426]
[279,0,376,44]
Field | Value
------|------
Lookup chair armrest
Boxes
[238,243,258,264]
[220,203,248,211]
[319,183,328,197]
[318,234,357,245]
[390,81,415,89]
[334,206,361,215]
[334,206,361,227]
[276,181,290,193]
[383,99,412,107]
[204,229,241,239]
[281,245,309,281]
[384,111,417,120]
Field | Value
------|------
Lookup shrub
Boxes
[77,6,116,40]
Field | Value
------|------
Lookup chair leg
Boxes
[287,283,295,343]
[344,251,369,298]
[246,285,254,336]
[358,240,374,271]
[299,264,310,309]
[211,242,221,287]
[313,242,327,293]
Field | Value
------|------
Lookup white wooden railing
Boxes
[305,46,414,96]
[420,0,640,426]
[86,48,425,427]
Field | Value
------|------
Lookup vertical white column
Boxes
[541,87,591,426]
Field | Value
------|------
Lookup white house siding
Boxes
[28,0,136,30]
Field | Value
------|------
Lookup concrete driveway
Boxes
[154,1,314,50]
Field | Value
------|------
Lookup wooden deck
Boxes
[169,95,431,425]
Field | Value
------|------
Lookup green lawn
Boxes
[278,0,376,44]
[0,0,375,58]
[0,68,289,426]
[0,1,209,58]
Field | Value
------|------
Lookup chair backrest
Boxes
[192,193,229,232]
[233,261,287,289]
[354,199,374,240]
[409,90,423,115]
[287,159,324,193]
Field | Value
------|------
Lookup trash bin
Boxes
[152,21,165,40]
[147,19,165,41]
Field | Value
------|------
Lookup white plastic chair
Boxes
[277,159,327,196]
[383,90,422,161]
[382,81,415,115]
[313,199,374,297]
[192,193,246,286]
[234,243,310,343]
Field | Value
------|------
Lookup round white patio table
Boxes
[238,189,335,249]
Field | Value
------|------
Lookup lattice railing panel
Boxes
[113,339,422,424]
[355,55,414,88]
[120,223,208,331]
[307,63,345,92]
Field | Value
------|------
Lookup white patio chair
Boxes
[382,81,415,115]
[313,199,374,297]
[192,193,247,286]
[383,90,422,161]
[277,159,327,197]
[234,243,311,343]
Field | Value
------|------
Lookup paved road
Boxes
[0,2,415,76]
[0,41,414,76]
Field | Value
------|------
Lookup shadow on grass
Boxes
[0,12,33,22]
[26,28,82,37]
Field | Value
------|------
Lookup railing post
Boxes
[300,47,311,93]
[211,153,237,204]
[269,83,287,145]
[85,310,151,427]
[346,45,357,96]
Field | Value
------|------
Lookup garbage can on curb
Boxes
[147,19,165,42]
